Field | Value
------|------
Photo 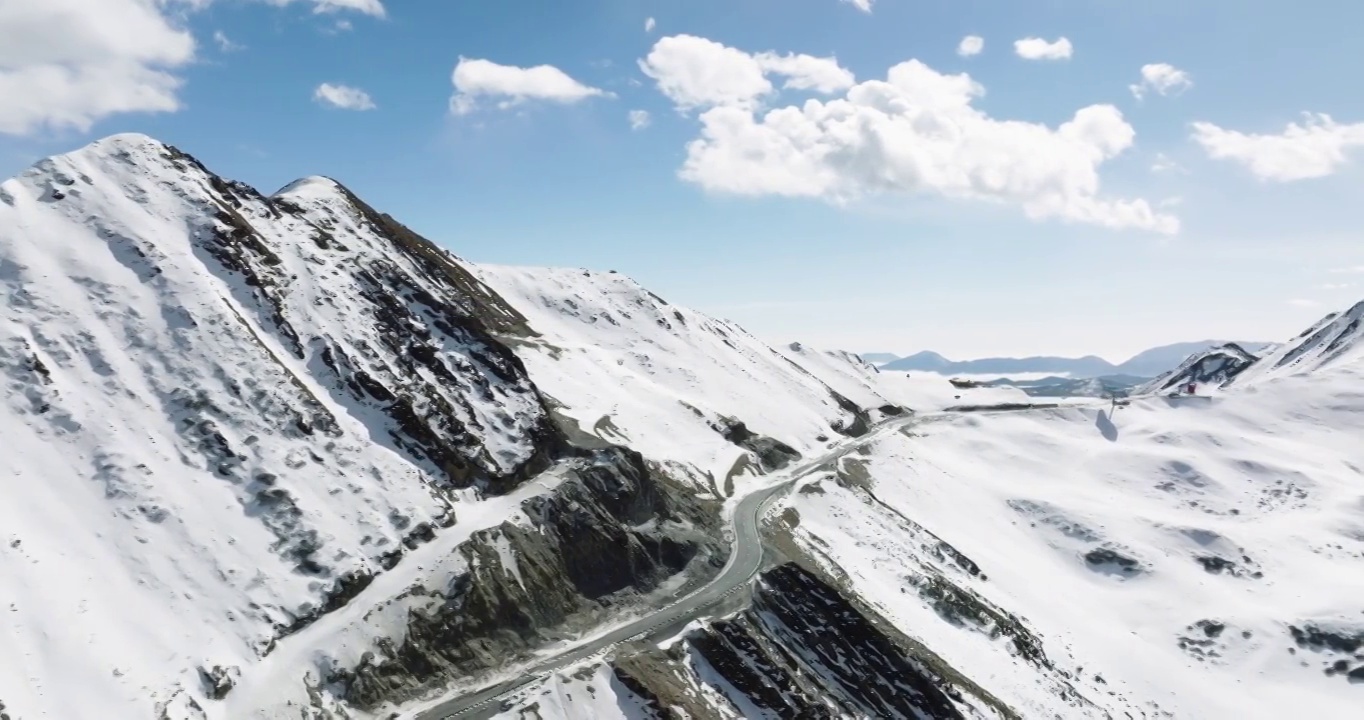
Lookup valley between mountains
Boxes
[2,135,1362,720]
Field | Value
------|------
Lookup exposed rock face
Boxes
[338,447,725,709]
[718,418,801,473]
[612,563,967,719]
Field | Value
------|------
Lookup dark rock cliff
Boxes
[614,563,968,720]
[338,447,725,709]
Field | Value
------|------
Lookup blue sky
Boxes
[4,0,1364,360]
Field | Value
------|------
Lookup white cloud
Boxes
[313,82,375,110]
[267,0,385,16]
[1129,63,1191,99]
[628,109,651,130]
[213,30,242,52]
[1330,266,1364,274]
[0,0,386,136]
[640,36,772,111]
[754,52,855,93]
[1288,298,1320,308]
[1191,113,1364,182]
[841,0,874,12]
[1320,282,1353,290]
[645,17,656,33]
[957,36,984,57]
[639,35,853,112]
[1014,37,1073,61]
[450,57,610,115]
[0,0,195,135]
[669,54,1175,234]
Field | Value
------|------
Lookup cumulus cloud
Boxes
[1130,63,1191,99]
[645,17,656,33]
[450,57,611,115]
[659,51,1174,234]
[629,109,651,130]
[640,36,773,111]
[313,82,375,110]
[754,52,856,93]
[1014,37,1073,61]
[0,0,194,135]
[639,35,853,112]
[957,35,984,57]
[842,0,874,12]
[0,0,384,136]
[1191,113,1364,182]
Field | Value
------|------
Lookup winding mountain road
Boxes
[417,404,1072,719]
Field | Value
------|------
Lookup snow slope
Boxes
[1232,300,1364,386]
[471,265,895,497]
[775,357,1364,719]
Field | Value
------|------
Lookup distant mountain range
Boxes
[858,352,902,366]
[871,340,1274,379]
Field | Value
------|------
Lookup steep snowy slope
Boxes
[1232,299,1364,386]
[471,265,896,498]
[1136,342,1260,395]
[0,135,903,720]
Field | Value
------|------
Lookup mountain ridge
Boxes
[883,340,1273,378]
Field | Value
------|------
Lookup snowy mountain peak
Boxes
[74,131,172,157]
[1231,298,1364,385]
[1136,342,1260,394]
[273,175,346,201]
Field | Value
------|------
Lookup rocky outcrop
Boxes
[613,563,968,719]
[336,447,725,709]
[717,418,801,473]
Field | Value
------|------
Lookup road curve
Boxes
[415,416,918,719]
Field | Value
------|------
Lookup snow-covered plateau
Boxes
[2,135,1361,720]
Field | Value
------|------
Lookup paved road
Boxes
[415,416,917,719]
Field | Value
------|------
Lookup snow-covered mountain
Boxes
[1130,300,1364,396]
[0,134,916,719]
[1231,300,1364,386]
[1136,342,1261,395]
[1114,340,1271,378]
